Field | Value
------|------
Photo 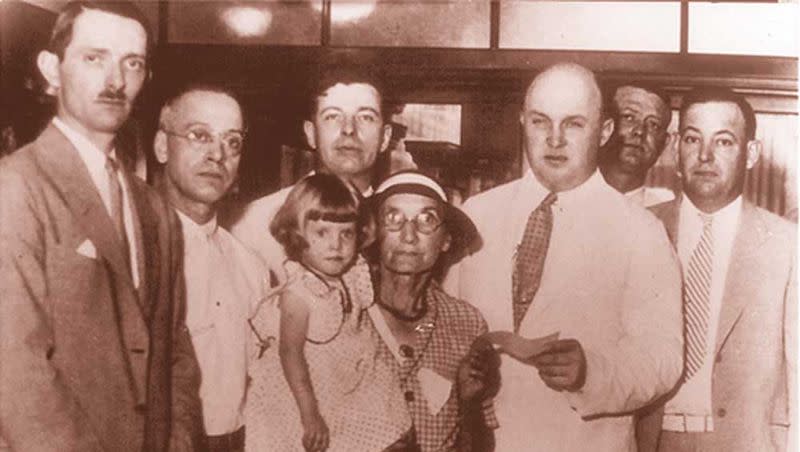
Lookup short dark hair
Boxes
[603,81,671,120]
[307,64,389,121]
[47,1,152,60]
[158,82,246,130]
[680,87,757,141]
[270,173,364,262]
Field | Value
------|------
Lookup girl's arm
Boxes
[278,290,329,451]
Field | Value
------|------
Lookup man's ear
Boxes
[36,50,61,93]
[745,139,762,170]
[303,120,317,150]
[599,117,615,148]
[379,123,392,153]
[153,130,169,164]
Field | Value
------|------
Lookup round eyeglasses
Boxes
[161,126,246,157]
[380,209,443,235]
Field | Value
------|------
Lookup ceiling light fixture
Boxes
[221,6,272,37]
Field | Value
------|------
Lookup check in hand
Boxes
[529,338,586,392]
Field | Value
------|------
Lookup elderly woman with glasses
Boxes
[361,170,499,452]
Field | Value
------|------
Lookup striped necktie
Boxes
[684,214,713,380]
[512,192,557,332]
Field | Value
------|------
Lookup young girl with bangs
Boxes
[245,173,410,452]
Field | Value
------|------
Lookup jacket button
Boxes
[717,408,726,417]
[131,348,146,354]
[135,404,147,414]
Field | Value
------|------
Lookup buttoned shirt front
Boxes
[665,196,742,420]
[53,117,139,287]
[176,211,265,435]
[449,169,683,451]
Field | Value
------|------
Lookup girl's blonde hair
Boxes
[270,173,362,261]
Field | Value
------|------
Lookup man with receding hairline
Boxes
[446,63,683,451]
[0,2,202,451]
[638,87,796,452]
[599,83,677,207]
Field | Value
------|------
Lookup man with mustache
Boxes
[446,63,683,451]
[0,2,202,451]
[228,67,391,283]
[637,87,796,452]
[599,83,676,207]
[154,84,265,452]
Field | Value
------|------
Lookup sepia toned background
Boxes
[1,0,796,217]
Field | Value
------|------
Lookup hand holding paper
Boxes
[482,331,560,361]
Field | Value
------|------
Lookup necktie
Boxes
[105,155,130,270]
[512,192,557,332]
[684,214,713,380]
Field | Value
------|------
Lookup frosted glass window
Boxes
[688,3,798,57]
[393,104,462,145]
[168,1,322,45]
[330,1,490,48]
[499,1,680,52]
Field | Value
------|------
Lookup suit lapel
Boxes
[714,203,767,356]
[35,125,135,291]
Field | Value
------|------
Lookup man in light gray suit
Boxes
[639,87,796,451]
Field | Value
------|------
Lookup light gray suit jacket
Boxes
[638,198,796,452]
[0,124,202,451]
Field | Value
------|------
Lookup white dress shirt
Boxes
[53,117,139,287]
[176,211,266,435]
[624,186,676,208]
[449,169,683,452]
[664,196,742,420]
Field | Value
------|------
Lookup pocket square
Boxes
[75,239,97,259]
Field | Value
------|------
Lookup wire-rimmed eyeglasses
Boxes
[161,126,246,157]
[380,208,443,235]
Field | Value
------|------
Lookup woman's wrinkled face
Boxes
[377,193,451,276]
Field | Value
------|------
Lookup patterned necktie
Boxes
[684,214,713,380]
[105,155,130,269]
[512,192,557,332]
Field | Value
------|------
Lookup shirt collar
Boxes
[680,194,743,227]
[175,209,218,240]
[52,117,117,162]
[520,168,605,211]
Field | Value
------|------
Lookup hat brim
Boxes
[365,191,481,262]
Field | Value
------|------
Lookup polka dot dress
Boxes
[245,258,411,451]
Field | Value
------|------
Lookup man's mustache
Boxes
[97,89,127,102]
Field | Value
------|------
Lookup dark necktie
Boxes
[105,155,130,270]
[512,192,557,332]
[684,214,713,380]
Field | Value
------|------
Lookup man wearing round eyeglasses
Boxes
[599,83,676,207]
[154,83,265,452]
[228,65,392,285]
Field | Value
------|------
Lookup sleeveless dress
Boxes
[245,257,411,452]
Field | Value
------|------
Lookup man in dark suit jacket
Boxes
[0,2,202,451]
[638,87,796,451]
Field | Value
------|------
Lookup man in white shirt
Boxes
[226,67,392,283]
[599,83,676,207]
[638,88,796,452]
[0,2,201,450]
[154,84,265,452]
[446,63,683,451]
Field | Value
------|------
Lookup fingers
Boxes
[537,338,580,355]
[302,428,329,452]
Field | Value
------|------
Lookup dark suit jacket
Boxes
[637,198,796,452]
[0,124,202,451]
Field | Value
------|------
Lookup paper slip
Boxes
[482,331,560,361]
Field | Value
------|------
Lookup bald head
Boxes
[519,63,614,192]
